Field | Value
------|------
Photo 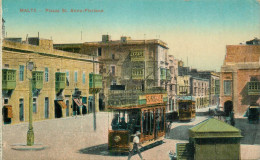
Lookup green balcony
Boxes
[89,73,102,89]
[55,72,66,91]
[160,68,166,80]
[2,69,16,90]
[248,81,260,95]
[32,71,43,89]
[166,69,171,81]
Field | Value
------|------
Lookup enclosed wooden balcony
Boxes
[2,69,16,90]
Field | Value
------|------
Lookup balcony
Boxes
[32,71,43,89]
[160,68,166,80]
[248,81,260,95]
[2,69,16,90]
[55,72,66,91]
[132,68,144,80]
[130,50,144,61]
[166,69,171,81]
[89,73,102,93]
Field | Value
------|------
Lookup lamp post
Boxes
[27,61,34,146]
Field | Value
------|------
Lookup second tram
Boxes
[177,97,196,121]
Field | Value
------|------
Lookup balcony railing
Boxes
[248,81,260,95]
[32,71,43,89]
[2,69,16,90]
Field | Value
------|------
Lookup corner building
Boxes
[220,40,260,117]
[2,38,100,124]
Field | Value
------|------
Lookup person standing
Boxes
[128,131,144,160]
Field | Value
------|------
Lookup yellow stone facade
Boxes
[2,39,100,125]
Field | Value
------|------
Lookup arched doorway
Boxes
[224,101,233,117]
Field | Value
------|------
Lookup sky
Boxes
[2,0,260,71]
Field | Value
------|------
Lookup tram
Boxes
[107,89,167,153]
[177,97,196,121]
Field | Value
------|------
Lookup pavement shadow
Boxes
[234,118,260,145]
[167,125,194,140]
[78,141,165,157]
[78,143,124,157]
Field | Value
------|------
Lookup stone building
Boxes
[56,35,170,111]
[220,40,260,117]
[197,71,220,107]
[2,38,101,124]
[190,77,209,109]
[166,55,179,112]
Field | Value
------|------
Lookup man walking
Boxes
[128,131,144,160]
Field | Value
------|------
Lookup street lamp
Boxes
[27,61,34,146]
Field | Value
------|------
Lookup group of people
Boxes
[111,114,127,130]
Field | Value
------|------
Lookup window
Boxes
[98,47,102,56]
[44,97,49,119]
[45,68,49,82]
[19,98,24,121]
[170,85,173,91]
[82,72,85,84]
[82,97,87,104]
[111,66,115,76]
[66,71,70,86]
[33,98,37,113]
[4,98,8,104]
[224,80,232,95]
[19,65,24,81]
[112,54,115,60]
[112,79,117,85]
[74,71,78,83]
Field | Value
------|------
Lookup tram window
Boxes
[150,110,154,135]
[142,111,150,136]
[111,111,127,130]
[155,109,161,131]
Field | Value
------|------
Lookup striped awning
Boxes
[57,101,67,109]
[73,98,83,107]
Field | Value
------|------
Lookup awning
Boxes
[57,101,67,109]
[4,105,13,118]
[73,98,83,107]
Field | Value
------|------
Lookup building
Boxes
[190,77,209,109]
[197,71,220,107]
[2,38,101,124]
[2,18,5,38]
[167,55,179,112]
[220,40,260,117]
[55,35,170,112]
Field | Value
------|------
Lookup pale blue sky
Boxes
[3,0,260,71]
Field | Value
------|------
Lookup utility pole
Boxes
[93,56,96,131]
[27,62,34,146]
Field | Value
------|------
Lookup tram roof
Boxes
[107,102,167,110]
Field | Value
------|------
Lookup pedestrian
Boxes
[230,110,235,126]
[166,121,172,138]
[128,131,144,160]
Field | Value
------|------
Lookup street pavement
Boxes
[2,108,260,160]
